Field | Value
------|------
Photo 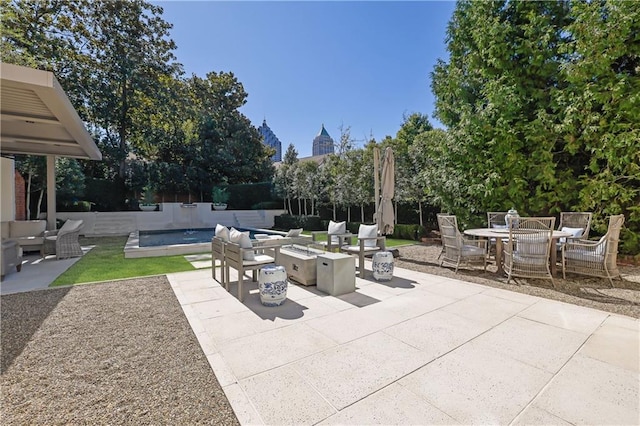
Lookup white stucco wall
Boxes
[0,157,15,222]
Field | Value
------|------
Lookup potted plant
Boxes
[212,186,229,210]
[139,184,158,211]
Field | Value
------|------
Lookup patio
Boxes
[1,248,639,424]
[168,263,639,425]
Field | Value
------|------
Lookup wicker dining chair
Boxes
[486,212,508,260]
[562,214,624,287]
[558,212,593,239]
[503,217,556,286]
[487,212,508,229]
[437,214,487,273]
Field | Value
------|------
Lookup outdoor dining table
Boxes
[463,228,573,276]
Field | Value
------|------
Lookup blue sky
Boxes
[154,1,456,157]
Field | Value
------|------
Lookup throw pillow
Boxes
[327,220,346,245]
[358,224,379,248]
[215,224,230,242]
[560,226,583,243]
[286,228,303,237]
[229,227,255,261]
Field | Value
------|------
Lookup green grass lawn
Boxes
[51,233,417,287]
[51,236,197,286]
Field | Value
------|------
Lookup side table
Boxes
[258,265,288,306]
[372,251,394,281]
[316,253,355,296]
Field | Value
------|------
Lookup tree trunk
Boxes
[361,204,365,223]
[304,199,308,216]
[36,189,44,220]
[347,206,351,223]
[394,201,398,225]
[26,173,32,220]
[287,197,292,215]
[297,197,301,215]
[332,202,336,221]
[118,76,128,179]
[418,201,423,227]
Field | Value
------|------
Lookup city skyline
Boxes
[154,1,456,157]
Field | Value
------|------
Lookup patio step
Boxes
[233,211,268,229]
[90,214,137,236]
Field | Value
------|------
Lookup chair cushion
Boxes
[491,224,508,229]
[328,220,346,244]
[229,227,255,261]
[564,250,605,263]
[515,234,549,255]
[357,224,379,248]
[215,224,230,242]
[595,235,607,255]
[513,254,548,265]
[286,228,303,237]
[461,245,485,256]
[342,245,380,253]
[243,254,275,266]
[559,226,583,243]
[9,220,46,238]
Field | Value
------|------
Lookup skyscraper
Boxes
[312,124,334,156]
[257,119,282,162]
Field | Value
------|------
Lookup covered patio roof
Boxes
[0,62,101,160]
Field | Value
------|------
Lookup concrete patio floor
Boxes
[0,251,88,295]
[167,264,639,425]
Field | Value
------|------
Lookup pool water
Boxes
[139,228,267,247]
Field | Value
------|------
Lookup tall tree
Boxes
[431,0,572,220]
[558,0,640,248]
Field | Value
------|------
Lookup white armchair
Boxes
[340,224,386,278]
[312,220,352,252]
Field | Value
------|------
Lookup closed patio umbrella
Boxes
[376,147,395,235]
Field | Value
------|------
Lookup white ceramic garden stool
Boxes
[372,251,394,281]
[258,265,288,306]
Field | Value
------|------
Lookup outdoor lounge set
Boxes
[211,221,389,303]
[437,211,625,287]
[1,219,85,278]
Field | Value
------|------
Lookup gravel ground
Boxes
[1,276,238,425]
[396,244,640,319]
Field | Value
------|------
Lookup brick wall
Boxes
[15,171,26,220]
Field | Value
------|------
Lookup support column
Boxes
[47,155,56,230]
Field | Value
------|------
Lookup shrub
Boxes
[57,200,92,212]
[275,215,323,231]
[252,201,283,210]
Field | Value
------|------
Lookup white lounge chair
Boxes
[340,224,386,278]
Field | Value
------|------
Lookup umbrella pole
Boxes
[373,147,380,225]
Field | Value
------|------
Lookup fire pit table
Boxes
[278,244,326,286]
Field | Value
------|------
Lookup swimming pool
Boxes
[124,227,282,258]
[139,228,265,247]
